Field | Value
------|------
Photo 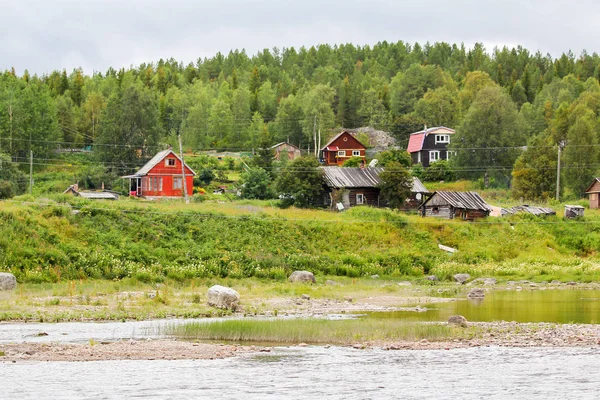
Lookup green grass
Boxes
[168,318,458,344]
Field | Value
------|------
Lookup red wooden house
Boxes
[123,149,196,198]
[320,131,367,166]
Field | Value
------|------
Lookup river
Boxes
[2,346,600,399]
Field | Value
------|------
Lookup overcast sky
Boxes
[1,0,598,75]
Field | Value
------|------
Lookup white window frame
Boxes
[435,135,450,144]
[356,193,364,205]
[446,151,457,160]
[165,158,176,167]
[429,150,441,163]
[337,150,346,157]
[158,177,163,192]
[173,176,183,190]
[352,150,361,157]
[149,177,153,191]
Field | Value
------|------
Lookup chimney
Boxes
[424,124,428,132]
[73,183,79,192]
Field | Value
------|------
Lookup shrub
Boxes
[422,160,455,181]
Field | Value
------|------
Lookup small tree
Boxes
[197,168,215,186]
[342,156,364,167]
[275,156,325,208]
[421,160,455,182]
[240,168,273,199]
[378,162,413,209]
[0,153,27,198]
[376,149,412,168]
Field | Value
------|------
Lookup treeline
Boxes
[2,41,600,199]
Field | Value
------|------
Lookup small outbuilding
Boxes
[585,178,600,209]
[63,184,119,200]
[271,142,302,161]
[564,205,584,219]
[420,191,491,220]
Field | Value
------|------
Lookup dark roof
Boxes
[321,167,383,188]
[321,167,429,193]
[320,131,366,151]
[422,191,491,211]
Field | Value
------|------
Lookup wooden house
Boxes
[122,149,196,198]
[321,166,429,209]
[271,142,302,161]
[420,191,491,220]
[585,178,600,209]
[320,131,367,166]
[407,126,456,167]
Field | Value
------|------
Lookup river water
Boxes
[2,346,600,399]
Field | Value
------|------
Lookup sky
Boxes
[1,0,598,75]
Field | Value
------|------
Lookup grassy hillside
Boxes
[2,195,600,284]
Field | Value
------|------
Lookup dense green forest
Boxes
[2,41,600,200]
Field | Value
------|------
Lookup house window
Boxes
[356,193,364,205]
[417,152,421,164]
[165,158,176,167]
[173,176,183,190]
[446,151,457,160]
[149,177,153,191]
[435,135,450,144]
[337,150,346,157]
[352,150,361,157]
[158,177,163,192]
[429,151,441,162]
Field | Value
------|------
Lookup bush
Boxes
[0,180,14,199]
[422,160,455,182]
[342,156,364,167]
[240,168,274,199]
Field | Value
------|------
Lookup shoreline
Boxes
[1,321,599,362]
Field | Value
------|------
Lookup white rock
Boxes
[0,273,16,291]
[288,271,316,283]
[207,285,240,310]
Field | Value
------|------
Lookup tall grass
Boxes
[168,318,457,344]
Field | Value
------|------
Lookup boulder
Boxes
[370,274,380,279]
[0,273,16,291]
[425,275,439,282]
[301,294,311,300]
[453,273,471,284]
[467,288,485,299]
[448,315,468,328]
[207,285,240,310]
[288,271,316,284]
[397,281,412,287]
[468,278,497,286]
[325,280,338,286]
[550,280,561,285]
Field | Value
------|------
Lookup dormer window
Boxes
[165,158,176,167]
[435,135,450,144]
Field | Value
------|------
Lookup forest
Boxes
[2,40,600,200]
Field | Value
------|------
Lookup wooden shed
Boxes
[271,142,302,161]
[420,191,491,220]
[585,178,600,209]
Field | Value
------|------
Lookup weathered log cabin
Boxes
[321,166,429,209]
[271,142,302,161]
[420,191,491,220]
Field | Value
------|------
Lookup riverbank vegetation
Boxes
[2,197,600,285]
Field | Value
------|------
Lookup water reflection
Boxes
[369,289,600,324]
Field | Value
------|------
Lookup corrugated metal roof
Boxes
[505,205,556,216]
[425,191,491,211]
[132,149,197,177]
[77,191,119,200]
[321,167,429,193]
[411,177,429,193]
[321,167,383,188]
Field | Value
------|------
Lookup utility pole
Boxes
[178,135,189,204]
[556,142,563,201]
[313,115,317,157]
[29,150,33,195]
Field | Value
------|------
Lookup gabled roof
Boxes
[322,167,382,188]
[321,167,429,194]
[585,178,600,193]
[131,149,197,177]
[407,126,455,153]
[320,131,366,151]
[422,191,491,211]
[271,142,301,151]
[78,192,119,200]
